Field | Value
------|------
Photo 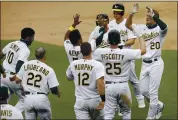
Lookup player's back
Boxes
[0,104,23,119]
[18,60,54,94]
[2,40,30,73]
[70,59,103,99]
[64,40,82,64]
[93,48,141,82]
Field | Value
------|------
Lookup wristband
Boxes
[100,95,105,102]
[69,26,75,31]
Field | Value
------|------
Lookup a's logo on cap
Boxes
[114,5,117,8]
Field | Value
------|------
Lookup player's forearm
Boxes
[125,13,134,30]
[50,86,60,97]
[153,15,167,30]
[97,77,105,95]
[0,52,5,60]
[125,39,135,46]
[138,37,146,55]
[64,24,77,41]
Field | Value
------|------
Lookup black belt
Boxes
[105,81,127,84]
[24,91,46,95]
[143,58,158,63]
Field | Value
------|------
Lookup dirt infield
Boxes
[1,2,177,50]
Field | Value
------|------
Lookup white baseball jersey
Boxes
[0,104,23,119]
[2,40,30,73]
[17,60,59,94]
[103,19,137,49]
[93,48,141,82]
[88,26,100,43]
[66,59,105,99]
[64,40,82,64]
[132,24,168,59]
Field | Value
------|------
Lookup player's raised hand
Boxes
[96,101,104,110]
[131,3,139,15]
[146,6,155,17]
[73,14,82,26]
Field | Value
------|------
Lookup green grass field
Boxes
[1,40,177,119]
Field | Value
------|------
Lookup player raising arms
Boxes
[64,14,83,64]
[66,42,105,119]
[105,3,146,110]
[126,3,168,119]
[93,29,146,119]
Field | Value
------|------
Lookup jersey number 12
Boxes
[78,73,89,86]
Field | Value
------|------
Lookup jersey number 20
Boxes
[27,72,42,88]
[150,42,160,49]
[78,73,89,86]
[106,63,121,75]
[7,51,14,64]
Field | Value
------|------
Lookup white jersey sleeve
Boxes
[66,63,74,80]
[132,24,143,37]
[160,26,168,38]
[124,49,141,60]
[95,62,105,79]
[18,47,30,62]
[127,26,137,39]
[47,69,59,88]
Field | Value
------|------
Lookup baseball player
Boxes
[11,47,60,119]
[0,85,23,119]
[88,14,110,51]
[92,29,146,119]
[0,27,35,112]
[66,42,105,119]
[64,14,83,64]
[126,3,167,119]
[103,3,146,111]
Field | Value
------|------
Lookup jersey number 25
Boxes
[106,63,121,75]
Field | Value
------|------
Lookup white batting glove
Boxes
[118,42,125,47]
[146,6,155,17]
[131,3,139,15]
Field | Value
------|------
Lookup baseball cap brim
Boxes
[112,9,123,12]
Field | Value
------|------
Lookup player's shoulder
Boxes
[133,24,147,29]
[108,19,116,28]
[64,39,71,44]
[1,104,20,113]
[94,26,100,31]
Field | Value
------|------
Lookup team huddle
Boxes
[0,3,167,120]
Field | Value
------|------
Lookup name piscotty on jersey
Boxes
[64,40,82,64]
[66,59,105,99]
[132,24,167,59]
[2,40,30,73]
[17,60,59,94]
[93,48,141,82]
